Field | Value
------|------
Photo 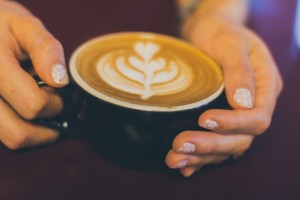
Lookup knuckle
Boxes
[0,53,19,67]
[4,129,29,150]
[20,93,48,120]
[20,15,43,28]
[40,37,63,52]
[227,114,242,133]
[200,139,216,154]
[235,136,253,154]
[214,32,243,46]
[16,15,63,53]
[255,114,271,135]
[242,142,252,152]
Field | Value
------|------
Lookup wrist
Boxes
[177,0,203,23]
[181,13,249,47]
[178,0,249,38]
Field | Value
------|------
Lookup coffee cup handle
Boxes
[32,75,83,136]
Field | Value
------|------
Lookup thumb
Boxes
[221,51,255,109]
[11,15,69,87]
[207,38,255,109]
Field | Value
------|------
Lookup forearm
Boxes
[177,0,249,23]
[177,0,250,38]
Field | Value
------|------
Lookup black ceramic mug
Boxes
[37,32,228,169]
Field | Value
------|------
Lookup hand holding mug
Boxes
[165,12,283,177]
[0,1,69,149]
[67,32,226,169]
[0,1,283,179]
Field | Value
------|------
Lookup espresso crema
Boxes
[70,32,224,111]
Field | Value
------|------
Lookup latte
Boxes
[70,32,224,111]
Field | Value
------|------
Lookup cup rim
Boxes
[69,32,224,112]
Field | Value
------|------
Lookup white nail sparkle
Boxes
[233,88,253,108]
[178,142,196,153]
[200,119,219,130]
[175,160,188,169]
[51,64,69,84]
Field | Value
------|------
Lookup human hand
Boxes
[0,1,69,149]
[165,14,283,177]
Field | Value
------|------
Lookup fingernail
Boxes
[199,119,219,130]
[182,166,202,178]
[182,169,195,178]
[178,142,196,153]
[233,88,253,108]
[174,160,188,169]
[51,64,69,84]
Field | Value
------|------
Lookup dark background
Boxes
[0,0,299,199]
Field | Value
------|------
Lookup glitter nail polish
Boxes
[51,64,69,84]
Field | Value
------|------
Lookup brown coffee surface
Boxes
[75,33,223,108]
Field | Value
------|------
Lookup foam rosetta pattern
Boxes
[96,41,193,100]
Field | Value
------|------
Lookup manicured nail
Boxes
[182,166,203,177]
[51,64,69,84]
[233,88,253,108]
[178,142,196,153]
[199,119,219,130]
[174,160,188,169]
[182,169,195,178]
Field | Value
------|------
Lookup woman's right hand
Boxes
[165,5,283,177]
[0,1,69,150]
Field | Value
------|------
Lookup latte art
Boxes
[97,41,193,100]
[70,32,224,111]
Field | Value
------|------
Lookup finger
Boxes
[179,166,201,178]
[209,34,255,109]
[198,34,283,135]
[0,98,59,150]
[249,33,283,105]
[10,15,69,86]
[198,109,271,135]
[179,155,228,177]
[172,131,253,155]
[166,149,230,169]
[0,48,63,119]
